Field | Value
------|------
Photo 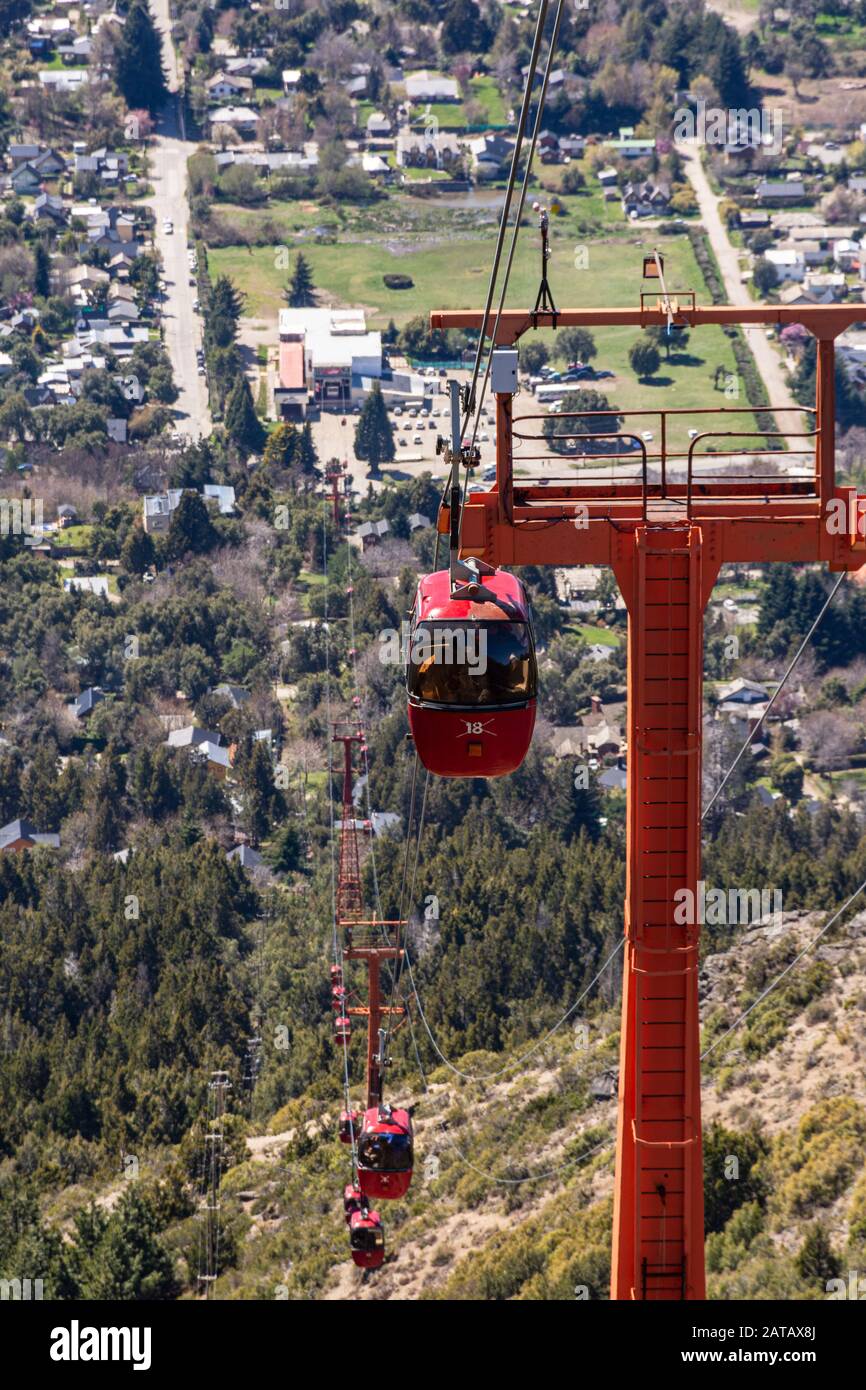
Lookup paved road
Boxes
[146,0,211,441]
[679,140,799,420]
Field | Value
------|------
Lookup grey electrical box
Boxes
[491,348,519,395]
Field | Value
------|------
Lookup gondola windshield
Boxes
[407,621,536,707]
[357,1132,413,1172]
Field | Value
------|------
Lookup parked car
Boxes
[163,219,173,234]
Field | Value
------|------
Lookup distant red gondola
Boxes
[349,1207,384,1269]
[356,1104,413,1200]
[338,1109,361,1144]
[343,1182,364,1223]
[334,1015,351,1041]
[406,568,537,778]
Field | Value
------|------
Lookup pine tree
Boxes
[354,383,395,473]
[114,1,167,114]
[224,375,265,456]
[296,421,319,485]
[284,253,316,308]
[120,524,155,576]
[166,489,218,559]
[209,276,243,327]
[33,241,50,298]
[262,421,298,473]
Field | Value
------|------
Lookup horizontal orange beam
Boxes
[430,304,864,342]
[445,500,865,568]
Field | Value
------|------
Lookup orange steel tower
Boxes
[430,275,866,1299]
[333,724,406,1107]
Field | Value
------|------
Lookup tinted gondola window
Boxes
[358,1132,413,1172]
[407,621,536,707]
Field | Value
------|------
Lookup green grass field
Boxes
[211,226,747,451]
[577,624,621,647]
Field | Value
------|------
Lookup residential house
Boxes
[190,741,231,779]
[716,677,769,704]
[10,164,45,196]
[755,179,807,205]
[357,518,390,548]
[395,129,461,170]
[31,193,67,226]
[559,133,586,158]
[537,130,560,163]
[0,819,60,852]
[39,69,87,91]
[166,726,222,750]
[75,149,130,184]
[203,483,236,514]
[225,56,269,78]
[405,70,459,102]
[8,143,43,166]
[738,210,771,230]
[621,179,670,218]
[581,694,625,756]
[555,566,603,606]
[469,133,515,180]
[69,686,104,719]
[31,147,67,177]
[522,64,566,92]
[63,265,110,306]
[802,270,847,302]
[366,111,392,140]
[764,247,806,283]
[778,282,818,307]
[226,844,265,870]
[597,166,619,187]
[362,153,389,176]
[209,107,260,139]
[407,512,431,530]
[57,36,92,64]
[282,68,302,94]
[143,489,183,533]
[604,127,655,158]
[834,238,860,270]
[212,683,249,708]
[107,298,140,323]
[206,72,254,102]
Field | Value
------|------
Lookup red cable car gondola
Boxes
[343,1182,364,1223]
[332,985,347,1011]
[349,1207,385,1269]
[338,1109,361,1144]
[406,568,537,778]
[334,1015,351,1041]
[356,1104,413,1200]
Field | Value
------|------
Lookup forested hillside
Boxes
[2,460,866,1299]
